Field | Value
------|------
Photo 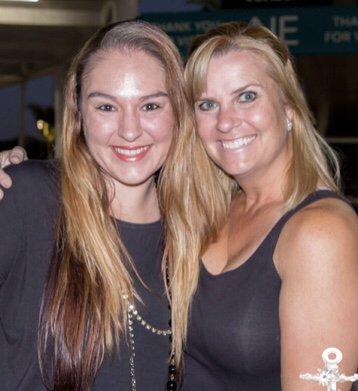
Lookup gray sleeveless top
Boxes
[183,190,345,391]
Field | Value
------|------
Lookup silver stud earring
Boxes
[286,119,293,132]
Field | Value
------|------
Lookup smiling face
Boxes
[195,49,292,183]
[80,49,175,187]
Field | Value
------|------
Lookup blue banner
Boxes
[142,6,358,55]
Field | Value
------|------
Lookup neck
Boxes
[238,181,285,214]
[108,178,160,224]
[235,150,290,212]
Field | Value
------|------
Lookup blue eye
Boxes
[197,101,217,111]
[143,103,160,111]
[98,104,115,112]
[239,91,257,103]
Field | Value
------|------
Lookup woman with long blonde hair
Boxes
[0,20,193,390]
[164,22,358,390]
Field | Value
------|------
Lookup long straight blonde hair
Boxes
[163,21,341,366]
[38,20,191,390]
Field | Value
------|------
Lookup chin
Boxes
[112,177,151,187]
[225,164,254,180]
[118,171,157,187]
[104,162,155,187]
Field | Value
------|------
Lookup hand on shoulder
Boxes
[0,159,58,205]
[0,147,28,199]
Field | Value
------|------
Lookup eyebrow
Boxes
[140,91,168,101]
[87,91,168,101]
[197,83,262,101]
[87,92,116,101]
[230,83,262,95]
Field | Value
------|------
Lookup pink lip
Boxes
[111,145,151,162]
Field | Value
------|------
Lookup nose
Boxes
[117,107,142,142]
[216,106,241,133]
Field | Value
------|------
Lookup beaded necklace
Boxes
[125,270,177,391]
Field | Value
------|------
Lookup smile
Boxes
[112,145,151,162]
[221,135,256,150]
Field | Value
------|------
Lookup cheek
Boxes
[82,111,116,144]
[142,113,175,143]
[254,100,285,127]
[245,105,281,137]
[241,101,264,122]
[248,111,267,131]
[196,118,214,147]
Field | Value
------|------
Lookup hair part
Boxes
[38,20,188,389]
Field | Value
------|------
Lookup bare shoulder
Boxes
[286,196,357,235]
[277,197,358,389]
[275,196,358,277]
[275,194,358,294]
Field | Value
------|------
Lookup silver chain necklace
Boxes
[127,303,172,391]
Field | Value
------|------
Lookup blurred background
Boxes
[0,0,357,211]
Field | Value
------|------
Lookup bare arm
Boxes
[0,147,27,199]
[275,198,358,391]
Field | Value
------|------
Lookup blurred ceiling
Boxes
[0,0,121,87]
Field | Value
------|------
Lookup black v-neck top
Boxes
[183,190,343,391]
[0,160,170,390]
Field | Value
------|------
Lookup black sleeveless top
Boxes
[183,190,343,390]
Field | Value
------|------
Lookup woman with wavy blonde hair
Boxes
[164,22,358,390]
[0,20,193,390]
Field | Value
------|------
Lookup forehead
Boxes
[196,49,273,97]
[82,49,167,93]
[208,49,269,84]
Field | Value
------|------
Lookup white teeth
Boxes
[113,146,149,156]
[222,136,256,150]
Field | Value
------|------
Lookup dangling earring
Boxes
[286,119,293,132]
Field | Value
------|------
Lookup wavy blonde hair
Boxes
[38,20,190,390]
[164,21,341,366]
